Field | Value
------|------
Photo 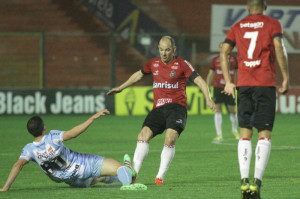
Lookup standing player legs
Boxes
[228,105,239,139]
[132,127,153,175]
[155,129,178,185]
[213,104,223,141]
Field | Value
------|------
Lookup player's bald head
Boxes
[159,36,176,48]
[247,0,267,8]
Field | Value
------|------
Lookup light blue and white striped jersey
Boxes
[20,130,102,186]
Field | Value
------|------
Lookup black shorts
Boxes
[237,86,276,131]
[142,103,187,137]
[213,87,236,105]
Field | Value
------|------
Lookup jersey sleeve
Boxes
[225,26,236,47]
[141,60,152,74]
[19,145,33,161]
[271,19,283,38]
[49,130,64,145]
[182,60,199,82]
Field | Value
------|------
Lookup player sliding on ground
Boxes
[0,109,147,191]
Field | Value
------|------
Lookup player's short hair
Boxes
[247,0,267,7]
[27,116,44,137]
[160,36,176,47]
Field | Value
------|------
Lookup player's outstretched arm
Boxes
[274,36,289,94]
[106,70,144,95]
[193,76,216,111]
[63,109,110,141]
[220,43,236,98]
[0,158,28,191]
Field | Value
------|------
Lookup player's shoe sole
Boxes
[120,183,147,191]
[155,177,164,185]
[123,154,136,182]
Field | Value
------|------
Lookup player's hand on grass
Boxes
[222,82,236,99]
[0,188,8,192]
[278,79,288,94]
[92,109,110,120]
[106,87,123,95]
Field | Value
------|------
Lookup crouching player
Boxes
[0,109,146,191]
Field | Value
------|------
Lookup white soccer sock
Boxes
[133,141,149,174]
[156,144,175,179]
[214,112,222,136]
[230,113,238,133]
[238,139,252,179]
[254,138,271,181]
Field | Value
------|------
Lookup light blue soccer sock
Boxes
[117,166,132,185]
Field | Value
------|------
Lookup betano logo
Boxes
[240,22,264,29]
[153,81,179,89]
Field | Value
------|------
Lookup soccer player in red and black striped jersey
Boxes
[220,0,289,198]
[206,42,239,142]
[107,36,215,185]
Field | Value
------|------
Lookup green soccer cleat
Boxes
[120,183,147,191]
[241,178,251,199]
[212,135,223,144]
[249,179,262,199]
[123,154,136,181]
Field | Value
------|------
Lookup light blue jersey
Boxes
[20,130,104,187]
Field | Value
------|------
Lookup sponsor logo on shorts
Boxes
[156,98,172,107]
[176,119,183,124]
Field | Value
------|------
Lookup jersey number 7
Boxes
[243,31,258,59]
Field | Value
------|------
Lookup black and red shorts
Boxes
[237,86,276,131]
[142,103,187,137]
[213,87,236,105]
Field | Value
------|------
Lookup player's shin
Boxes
[156,144,175,181]
[238,138,252,179]
[133,141,149,174]
[254,137,271,180]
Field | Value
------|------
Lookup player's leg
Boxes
[155,129,179,185]
[132,127,153,176]
[228,104,239,139]
[212,87,223,142]
[133,108,165,177]
[97,157,132,186]
[213,103,223,142]
[155,104,186,185]
[250,86,275,198]
[237,87,254,198]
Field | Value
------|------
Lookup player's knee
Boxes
[137,127,153,141]
[164,129,179,145]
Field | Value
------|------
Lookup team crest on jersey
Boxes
[153,70,159,75]
[170,70,176,78]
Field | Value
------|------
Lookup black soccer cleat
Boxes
[241,178,251,199]
[249,178,262,199]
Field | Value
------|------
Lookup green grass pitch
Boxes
[0,114,299,198]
